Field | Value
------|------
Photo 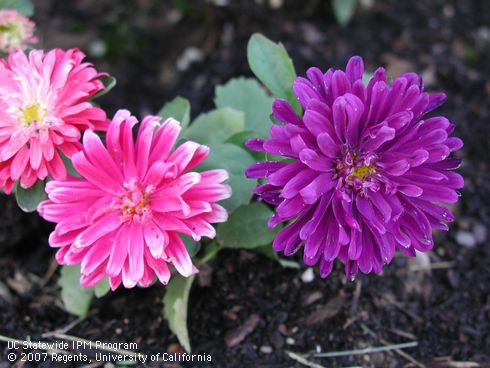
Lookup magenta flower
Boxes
[0,9,37,52]
[38,110,231,289]
[0,49,108,193]
[245,56,464,278]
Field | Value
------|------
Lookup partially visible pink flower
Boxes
[0,9,37,52]
[0,49,108,193]
[38,110,231,289]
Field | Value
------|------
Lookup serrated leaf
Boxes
[254,244,300,269]
[0,0,33,15]
[332,0,357,27]
[184,108,244,146]
[158,96,191,131]
[94,277,111,298]
[15,179,46,212]
[217,202,279,249]
[163,274,195,353]
[91,75,117,100]
[247,33,300,113]
[197,143,255,213]
[58,265,94,318]
[214,77,274,137]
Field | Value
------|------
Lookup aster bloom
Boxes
[38,110,231,289]
[245,56,463,278]
[0,48,108,193]
[0,9,37,52]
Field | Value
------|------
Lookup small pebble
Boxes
[212,0,229,6]
[412,250,431,269]
[270,331,284,349]
[286,337,295,345]
[269,0,283,9]
[478,26,490,42]
[260,345,273,354]
[456,230,477,248]
[473,222,487,243]
[302,290,323,306]
[0,282,13,304]
[176,47,204,71]
[88,39,107,58]
[301,268,315,283]
[277,324,288,335]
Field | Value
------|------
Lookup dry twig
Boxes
[285,350,326,368]
[311,341,418,358]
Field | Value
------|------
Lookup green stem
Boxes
[194,242,222,266]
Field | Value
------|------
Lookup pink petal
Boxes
[143,221,166,259]
[73,213,121,248]
[167,233,194,277]
[128,222,144,282]
[106,225,129,277]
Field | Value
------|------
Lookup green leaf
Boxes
[182,235,200,257]
[196,241,222,265]
[15,180,46,213]
[58,265,94,318]
[254,244,300,269]
[226,130,267,161]
[184,108,244,146]
[270,113,282,126]
[225,130,257,147]
[0,0,33,15]
[217,202,279,249]
[60,152,80,177]
[94,277,111,298]
[247,33,300,113]
[91,75,117,100]
[214,77,274,137]
[197,143,255,213]
[163,274,195,353]
[332,0,357,27]
[157,96,191,131]
[362,71,373,85]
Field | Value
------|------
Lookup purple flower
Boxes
[245,56,464,278]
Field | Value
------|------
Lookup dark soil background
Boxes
[1,0,490,367]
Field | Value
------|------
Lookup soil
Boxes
[1,0,490,367]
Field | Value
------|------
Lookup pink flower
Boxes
[0,49,108,193]
[38,110,231,289]
[0,9,37,52]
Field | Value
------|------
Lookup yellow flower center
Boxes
[21,103,45,125]
[0,24,15,32]
[348,165,376,182]
[121,192,149,216]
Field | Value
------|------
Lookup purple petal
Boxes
[299,149,331,172]
[426,92,446,113]
[273,99,302,124]
[345,56,364,84]
[245,138,265,152]
[245,161,288,179]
